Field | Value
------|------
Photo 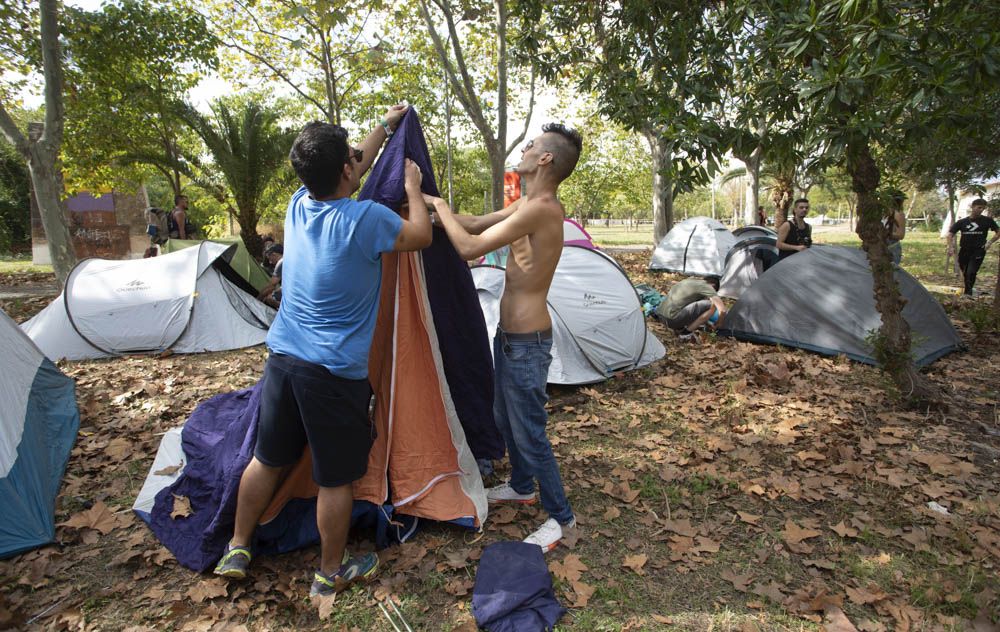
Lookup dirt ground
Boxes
[0,247,997,632]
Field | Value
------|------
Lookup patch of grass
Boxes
[0,258,52,274]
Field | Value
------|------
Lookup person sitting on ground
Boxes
[258,244,283,308]
[261,235,276,274]
[776,198,812,261]
[655,276,727,338]
[885,189,906,265]
[947,198,1000,296]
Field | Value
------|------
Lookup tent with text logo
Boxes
[1,309,79,559]
[21,242,275,361]
[473,246,666,385]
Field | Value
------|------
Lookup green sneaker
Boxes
[309,552,379,596]
[214,544,252,579]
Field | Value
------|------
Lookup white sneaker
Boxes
[523,517,576,553]
[487,481,536,505]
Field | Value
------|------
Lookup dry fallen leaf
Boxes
[154,463,183,476]
[550,554,588,583]
[782,520,822,545]
[622,553,648,575]
[60,501,118,535]
[170,494,193,519]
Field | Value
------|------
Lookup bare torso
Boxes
[499,198,564,333]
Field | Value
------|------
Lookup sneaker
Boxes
[523,517,577,553]
[214,544,252,579]
[309,552,379,597]
[487,481,537,505]
[677,331,700,343]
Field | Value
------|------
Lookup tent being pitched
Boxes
[732,225,777,241]
[718,246,963,366]
[161,237,271,292]
[137,111,498,572]
[718,236,779,299]
[1,309,79,559]
[649,216,737,276]
[473,246,666,385]
[22,242,275,361]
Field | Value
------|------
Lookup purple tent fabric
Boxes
[472,542,566,632]
[145,385,417,572]
[359,110,503,460]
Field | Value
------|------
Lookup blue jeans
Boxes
[492,330,574,525]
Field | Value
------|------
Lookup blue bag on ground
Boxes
[472,541,566,632]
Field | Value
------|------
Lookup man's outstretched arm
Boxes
[435,198,522,235]
[427,195,538,260]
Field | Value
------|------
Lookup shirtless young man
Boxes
[425,123,582,552]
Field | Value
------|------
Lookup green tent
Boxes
[162,238,270,292]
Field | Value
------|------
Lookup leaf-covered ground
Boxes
[1,241,998,632]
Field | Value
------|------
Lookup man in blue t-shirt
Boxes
[214,106,433,597]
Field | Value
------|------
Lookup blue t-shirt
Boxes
[266,187,402,379]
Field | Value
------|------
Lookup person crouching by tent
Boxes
[257,243,283,308]
[214,105,435,597]
[424,123,583,553]
[777,198,812,261]
[654,276,727,341]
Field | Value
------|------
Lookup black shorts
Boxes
[255,353,375,487]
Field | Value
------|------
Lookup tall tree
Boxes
[418,0,536,212]
[0,0,75,282]
[62,0,218,196]
[734,0,1000,404]
[176,99,296,257]
[517,2,733,243]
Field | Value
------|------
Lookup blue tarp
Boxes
[472,541,566,632]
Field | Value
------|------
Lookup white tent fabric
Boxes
[649,216,736,276]
[718,245,963,366]
[562,219,596,248]
[472,246,666,385]
[718,236,779,299]
[133,427,184,518]
[22,242,275,361]
[0,310,43,477]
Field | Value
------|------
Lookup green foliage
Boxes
[176,98,297,255]
[0,134,30,253]
[61,0,218,193]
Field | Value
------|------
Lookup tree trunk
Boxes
[28,145,75,284]
[993,248,999,322]
[743,148,761,226]
[646,130,672,244]
[848,139,938,407]
[238,208,263,259]
[488,143,505,214]
[772,179,794,228]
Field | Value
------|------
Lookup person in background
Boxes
[885,190,906,265]
[947,198,999,296]
[167,195,193,239]
[776,198,812,261]
[756,205,767,226]
[654,276,727,341]
[258,244,283,308]
[145,207,167,246]
[261,235,276,274]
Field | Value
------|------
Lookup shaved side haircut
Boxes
[540,122,582,183]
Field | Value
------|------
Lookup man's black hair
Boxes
[174,194,187,206]
[540,122,582,183]
[971,198,988,207]
[793,197,809,206]
[705,275,721,289]
[289,122,351,199]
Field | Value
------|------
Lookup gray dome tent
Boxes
[472,246,666,385]
[718,246,963,366]
[649,216,736,276]
[718,236,779,299]
[732,225,777,241]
